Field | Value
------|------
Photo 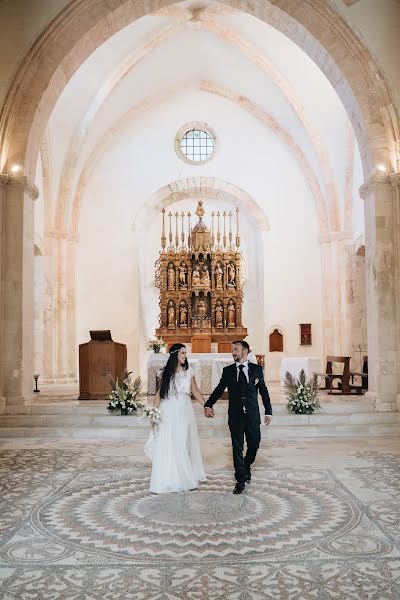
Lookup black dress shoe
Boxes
[233,482,245,494]
[245,470,251,484]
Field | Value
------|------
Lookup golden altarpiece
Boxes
[155,201,247,351]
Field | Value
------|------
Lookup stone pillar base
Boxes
[365,391,398,412]
[2,395,33,415]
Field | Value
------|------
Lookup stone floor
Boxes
[1,434,400,599]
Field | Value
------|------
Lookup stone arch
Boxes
[0,0,398,179]
[133,177,270,234]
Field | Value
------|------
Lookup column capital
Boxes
[390,173,400,188]
[359,174,391,200]
[7,175,39,200]
[318,231,353,244]
[46,228,79,242]
[0,174,9,188]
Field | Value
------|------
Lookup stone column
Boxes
[320,233,353,357]
[41,243,55,383]
[66,236,78,380]
[53,234,78,382]
[0,176,8,412]
[351,244,368,371]
[33,242,57,384]
[360,174,399,411]
[1,175,38,407]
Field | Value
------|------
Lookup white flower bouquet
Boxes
[143,406,161,425]
[106,371,144,415]
[284,369,321,415]
[146,338,166,353]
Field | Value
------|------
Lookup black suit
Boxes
[204,362,272,484]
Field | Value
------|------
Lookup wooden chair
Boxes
[350,355,368,391]
[314,356,352,395]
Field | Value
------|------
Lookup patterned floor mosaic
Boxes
[0,443,400,598]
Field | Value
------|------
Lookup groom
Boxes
[204,340,272,494]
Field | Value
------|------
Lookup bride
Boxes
[144,343,206,494]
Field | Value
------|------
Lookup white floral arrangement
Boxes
[284,369,321,415]
[107,371,144,414]
[146,338,166,352]
[143,406,161,425]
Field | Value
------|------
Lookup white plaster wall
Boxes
[77,90,322,382]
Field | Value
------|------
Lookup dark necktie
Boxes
[238,364,248,413]
[238,364,247,388]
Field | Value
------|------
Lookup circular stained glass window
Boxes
[175,122,216,165]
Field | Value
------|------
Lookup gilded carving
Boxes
[155,201,247,345]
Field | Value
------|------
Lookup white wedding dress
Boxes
[144,367,206,494]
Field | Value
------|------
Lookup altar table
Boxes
[147,353,234,395]
[279,357,321,385]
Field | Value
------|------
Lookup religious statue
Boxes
[215,301,223,327]
[227,262,236,287]
[227,299,236,327]
[179,301,188,327]
[167,263,175,290]
[201,265,210,287]
[215,263,223,288]
[197,297,207,319]
[178,262,187,288]
[167,301,175,327]
[192,264,201,287]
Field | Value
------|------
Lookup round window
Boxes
[175,122,216,165]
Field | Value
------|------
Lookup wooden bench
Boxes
[314,356,352,394]
[315,355,367,395]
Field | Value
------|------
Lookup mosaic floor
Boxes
[0,437,400,599]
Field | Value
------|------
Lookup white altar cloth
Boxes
[146,353,234,395]
[279,357,321,385]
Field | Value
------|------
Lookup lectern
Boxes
[79,331,127,400]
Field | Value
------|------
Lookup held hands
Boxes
[264,415,272,426]
[204,407,215,419]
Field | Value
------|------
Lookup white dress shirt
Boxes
[236,360,249,383]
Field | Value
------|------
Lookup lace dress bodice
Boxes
[169,368,193,397]
[157,367,193,399]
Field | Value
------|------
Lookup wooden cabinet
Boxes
[218,341,232,353]
[191,334,211,353]
[79,340,127,400]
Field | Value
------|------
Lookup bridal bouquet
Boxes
[284,369,321,414]
[106,371,144,415]
[143,406,161,425]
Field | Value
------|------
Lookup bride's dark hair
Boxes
[159,343,188,399]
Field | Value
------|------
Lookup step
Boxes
[4,399,374,416]
[0,405,399,438]
[0,410,398,427]
[0,423,399,439]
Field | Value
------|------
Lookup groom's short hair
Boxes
[233,340,250,352]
